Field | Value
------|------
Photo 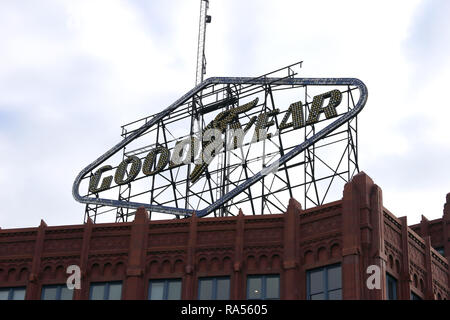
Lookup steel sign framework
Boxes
[73,63,368,222]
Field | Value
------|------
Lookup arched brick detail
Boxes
[247,255,257,270]
[148,260,159,274]
[259,255,269,271]
[7,268,17,282]
[90,263,101,277]
[210,257,220,272]
[388,254,394,269]
[271,254,282,269]
[19,267,29,282]
[317,246,327,262]
[55,265,65,279]
[198,257,208,272]
[41,265,53,280]
[161,260,171,274]
[103,263,113,277]
[114,261,126,276]
[304,250,314,265]
[330,243,341,258]
[395,259,400,274]
[174,259,184,273]
[0,268,5,282]
[223,257,232,273]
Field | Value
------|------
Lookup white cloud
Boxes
[0,0,449,228]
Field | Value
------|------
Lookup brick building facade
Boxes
[0,172,449,300]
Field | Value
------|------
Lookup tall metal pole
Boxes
[195,0,211,86]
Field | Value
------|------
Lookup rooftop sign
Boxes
[73,68,367,219]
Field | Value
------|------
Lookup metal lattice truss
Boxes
[72,63,368,222]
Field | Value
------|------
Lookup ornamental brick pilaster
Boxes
[124,207,148,299]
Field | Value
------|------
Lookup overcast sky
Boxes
[1,0,449,228]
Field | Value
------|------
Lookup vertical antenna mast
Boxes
[195,0,211,86]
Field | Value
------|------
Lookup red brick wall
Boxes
[0,172,448,300]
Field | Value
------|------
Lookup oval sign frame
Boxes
[73,77,368,217]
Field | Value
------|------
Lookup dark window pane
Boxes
[307,264,342,300]
[90,284,105,300]
[0,289,9,300]
[216,278,230,300]
[167,280,181,300]
[108,283,122,300]
[247,277,262,299]
[435,247,444,256]
[387,274,397,300]
[0,288,26,300]
[149,282,164,300]
[411,292,421,300]
[388,282,394,299]
[309,269,324,295]
[199,279,213,300]
[310,293,325,300]
[60,287,73,300]
[327,265,342,290]
[328,289,342,300]
[265,276,280,299]
[42,285,73,300]
[42,287,57,300]
[149,280,182,300]
[12,288,26,300]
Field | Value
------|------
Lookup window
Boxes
[89,282,122,300]
[247,275,280,300]
[198,277,230,300]
[435,247,445,256]
[307,264,342,300]
[0,287,26,300]
[413,274,418,288]
[386,273,397,300]
[148,279,182,300]
[41,284,73,300]
[411,292,422,300]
